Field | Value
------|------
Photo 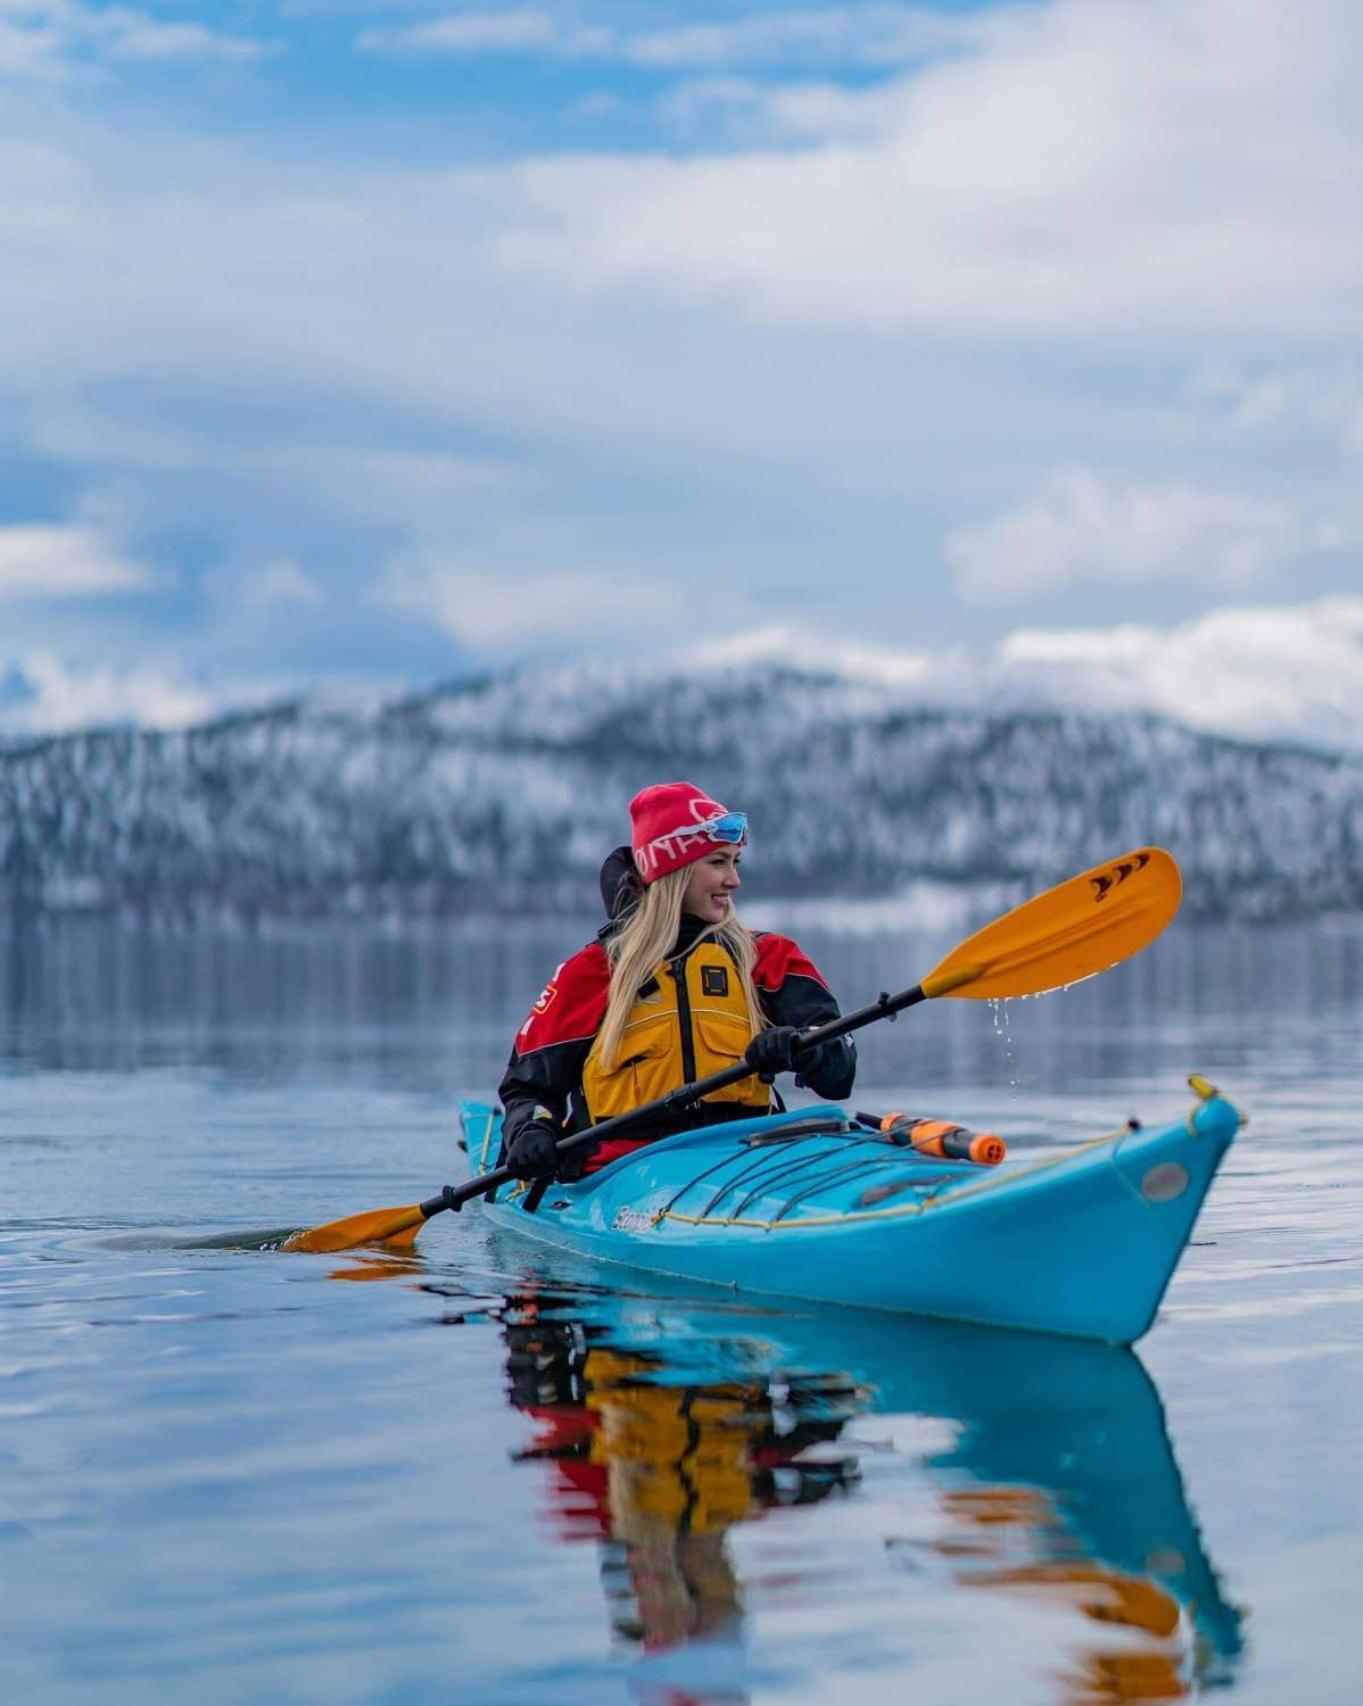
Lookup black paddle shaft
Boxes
[426,980,929,1218]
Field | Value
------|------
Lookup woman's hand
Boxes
[505,1119,562,1179]
[744,1026,802,1079]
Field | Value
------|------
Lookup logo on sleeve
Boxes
[519,971,562,1039]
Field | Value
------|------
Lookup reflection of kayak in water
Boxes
[460,1083,1240,1345]
[863,1312,1246,1691]
[496,1289,1244,1692]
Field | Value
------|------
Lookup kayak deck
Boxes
[459,1088,1241,1345]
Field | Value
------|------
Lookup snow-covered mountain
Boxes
[3,656,1362,923]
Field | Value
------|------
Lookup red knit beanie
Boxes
[629,782,744,884]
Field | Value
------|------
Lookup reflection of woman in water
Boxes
[500,1295,860,1650]
[493,1293,1243,1696]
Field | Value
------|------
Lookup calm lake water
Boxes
[2,913,1361,1705]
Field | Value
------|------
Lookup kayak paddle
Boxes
[284,846,1180,1254]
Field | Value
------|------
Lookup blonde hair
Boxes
[597,865,767,1070]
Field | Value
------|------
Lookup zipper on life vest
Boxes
[671,955,697,1084]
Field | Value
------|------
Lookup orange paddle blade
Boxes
[377,1219,424,1252]
[921,848,1181,1002]
[282,1202,426,1254]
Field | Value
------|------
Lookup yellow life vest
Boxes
[580,939,772,1124]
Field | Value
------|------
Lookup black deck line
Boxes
[728,1151,911,1222]
[693,1133,889,1221]
[641,1115,855,1222]
[650,1131,840,1222]
[857,1172,960,1209]
[697,1134,892,1221]
[687,1135,846,1220]
[765,1154,927,1225]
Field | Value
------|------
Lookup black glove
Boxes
[505,1119,561,1180]
[745,1025,803,1080]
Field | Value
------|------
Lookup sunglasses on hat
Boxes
[642,810,749,860]
[686,810,748,846]
[699,808,750,842]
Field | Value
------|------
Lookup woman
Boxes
[498,781,856,1180]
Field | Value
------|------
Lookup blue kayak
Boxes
[458,1082,1241,1345]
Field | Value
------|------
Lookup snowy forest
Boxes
[3,658,1361,924]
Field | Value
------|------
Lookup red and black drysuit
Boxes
[497,848,855,1175]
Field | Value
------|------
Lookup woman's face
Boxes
[681,846,742,923]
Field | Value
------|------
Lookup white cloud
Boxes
[994,596,1363,749]
[4,0,1361,484]
[696,595,1363,750]
[359,5,973,69]
[27,401,201,470]
[683,622,936,688]
[0,1,65,79]
[0,1,266,79]
[26,401,529,515]
[380,554,685,650]
[943,469,1312,603]
[1,649,212,732]
[238,559,322,610]
[488,0,1363,338]
[627,7,974,70]
[654,74,913,146]
[1189,364,1363,465]
[337,449,530,505]
[97,9,266,65]
[359,9,599,59]
[0,522,154,598]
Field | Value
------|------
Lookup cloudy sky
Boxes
[2,0,1361,734]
